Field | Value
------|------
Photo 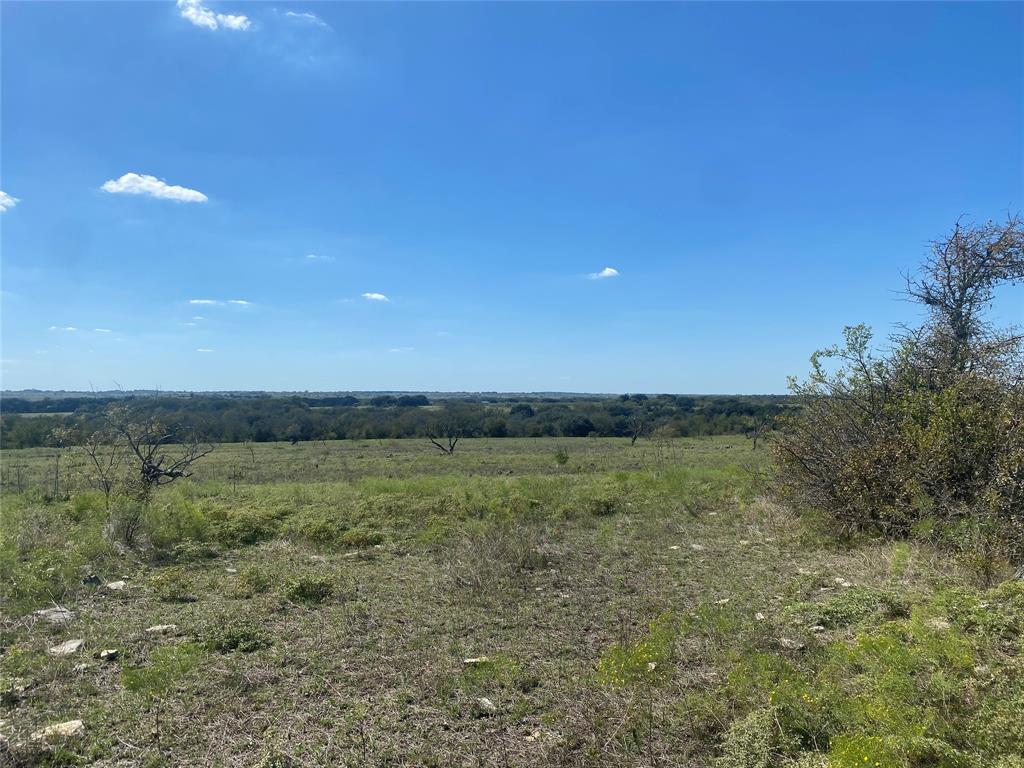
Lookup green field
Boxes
[2,438,1021,767]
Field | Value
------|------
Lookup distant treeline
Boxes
[0,393,794,448]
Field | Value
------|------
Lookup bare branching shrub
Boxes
[445,521,547,591]
[775,217,1024,570]
[81,425,127,510]
[101,405,214,498]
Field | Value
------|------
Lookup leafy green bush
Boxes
[786,587,909,630]
[203,615,271,653]
[719,580,1024,767]
[714,707,789,768]
[775,218,1024,569]
[230,564,274,598]
[149,567,196,602]
[284,573,334,605]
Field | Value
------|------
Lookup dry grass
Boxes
[0,437,1004,767]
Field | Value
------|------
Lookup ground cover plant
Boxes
[2,435,1021,767]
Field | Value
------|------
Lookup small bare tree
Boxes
[628,412,648,446]
[81,425,127,510]
[47,426,74,497]
[745,415,774,451]
[102,405,214,497]
[427,408,470,454]
[428,433,459,455]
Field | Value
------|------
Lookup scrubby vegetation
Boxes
[776,217,1024,578]
[1,219,1021,766]
[2,434,1021,767]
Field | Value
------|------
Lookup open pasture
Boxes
[1,438,1020,767]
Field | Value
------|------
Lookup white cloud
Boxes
[304,253,335,263]
[192,315,206,320]
[0,191,19,212]
[587,266,620,280]
[389,347,414,353]
[196,348,215,353]
[177,0,250,31]
[94,328,112,333]
[362,292,389,302]
[228,299,251,306]
[189,299,222,305]
[49,326,78,332]
[182,322,198,327]
[283,10,328,27]
[102,173,208,203]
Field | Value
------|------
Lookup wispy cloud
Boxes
[587,266,620,280]
[49,326,78,332]
[188,298,251,307]
[102,173,208,203]
[362,292,389,302]
[0,190,19,212]
[177,0,250,31]
[389,347,414,353]
[304,253,335,263]
[196,348,215,353]
[94,328,112,333]
[192,315,206,321]
[283,10,328,28]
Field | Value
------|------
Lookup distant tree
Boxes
[427,407,472,454]
[628,412,648,446]
[397,394,430,407]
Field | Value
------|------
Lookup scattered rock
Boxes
[145,624,178,635]
[690,544,705,551]
[779,638,806,651]
[31,719,84,743]
[33,606,73,625]
[755,612,766,621]
[82,574,101,587]
[476,697,497,715]
[48,639,85,657]
[73,663,90,672]
[809,625,826,633]
[833,577,853,588]
[99,649,119,662]
[738,540,750,546]
[105,581,127,591]
[463,657,489,666]
[927,617,952,631]
[797,568,812,576]
[668,545,680,550]
[714,598,730,606]
[525,730,542,742]
[225,568,238,574]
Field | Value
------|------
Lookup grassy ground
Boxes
[1,438,1021,767]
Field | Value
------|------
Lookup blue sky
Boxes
[1,1,1021,393]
